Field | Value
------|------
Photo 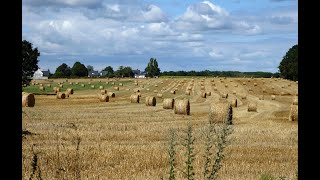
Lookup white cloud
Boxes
[209,49,223,58]
[142,5,167,22]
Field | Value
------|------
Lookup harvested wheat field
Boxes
[22,77,297,179]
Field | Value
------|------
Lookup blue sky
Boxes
[22,0,297,73]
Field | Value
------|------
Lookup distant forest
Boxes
[160,70,280,78]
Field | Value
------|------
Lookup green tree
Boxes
[22,40,40,86]
[86,65,94,72]
[145,58,160,77]
[102,66,114,78]
[115,66,133,77]
[53,63,71,78]
[278,44,298,81]
[71,61,88,77]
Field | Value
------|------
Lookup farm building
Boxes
[133,69,146,78]
[32,69,50,80]
[88,71,99,77]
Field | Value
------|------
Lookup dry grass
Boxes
[22,77,298,180]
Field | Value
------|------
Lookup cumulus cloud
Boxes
[23,0,297,72]
[174,1,260,35]
[142,5,167,22]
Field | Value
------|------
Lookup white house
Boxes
[33,69,50,80]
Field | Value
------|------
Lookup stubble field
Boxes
[22,77,298,179]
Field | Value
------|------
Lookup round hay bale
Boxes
[126,88,130,91]
[174,99,190,115]
[146,88,150,91]
[66,88,73,94]
[271,86,274,89]
[187,87,192,90]
[39,86,45,91]
[213,87,217,91]
[289,104,298,121]
[107,92,115,98]
[259,95,264,100]
[232,91,236,95]
[130,94,140,103]
[88,82,91,85]
[288,83,291,87]
[99,80,101,82]
[271,95,276,100]
[185,90,191,95]
[225,84,228,88]
[64,91,70,98]
[75,82,79,85]
[231,99,237,108]
[248,102,257,112]
[69,82,73,85]
[99,94,109,102]
[296,81,298,84]
[242,82,246,85]
[111,82,115,85]
[137,92,142,97]
[114,87,119,91]
[254,83,257,86]
[81,84,85,87]
[209,102,232,125]
[100,89,107,95]
[59,84,63,88]
[99,86,104,90]
[46,84,51,87]
[22,92,35,107]
[206,91,211,96]
[145,96,156,106]
[200,86,205,90]
[241,94,247,100]
[91,85,95,89]
[163,98,175,109]
[35,83,39,85]
[281,85,285,88]
[54,87,61,93]
[157,93,163,98]
[292,97,298,105]
[154,90,158,93]
[248,88,253,92]
[201,92,207,98]
[155,85,158,87]
[106,82,109,84]
[221,92,228,98]
[56,92,66,99]
[247,79,251,82]
[262,89,266,93]
[281,92,285,96]
[234,84,238,87]
[170,90,176,94]
[39,83,43,86]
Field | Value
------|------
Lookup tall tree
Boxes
[22,40,40,86]
[71,61,88,77]
[278,44,298,81]
[102,66,114,77]
[87,65,94,72]
[53,63,71,78]
[145,58,160,77]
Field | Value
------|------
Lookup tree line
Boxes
[22,39,297,86]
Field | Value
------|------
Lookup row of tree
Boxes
[22,39,297,86]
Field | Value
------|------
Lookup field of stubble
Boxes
[22,77,298,179]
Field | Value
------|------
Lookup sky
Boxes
[22,0,297,73]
